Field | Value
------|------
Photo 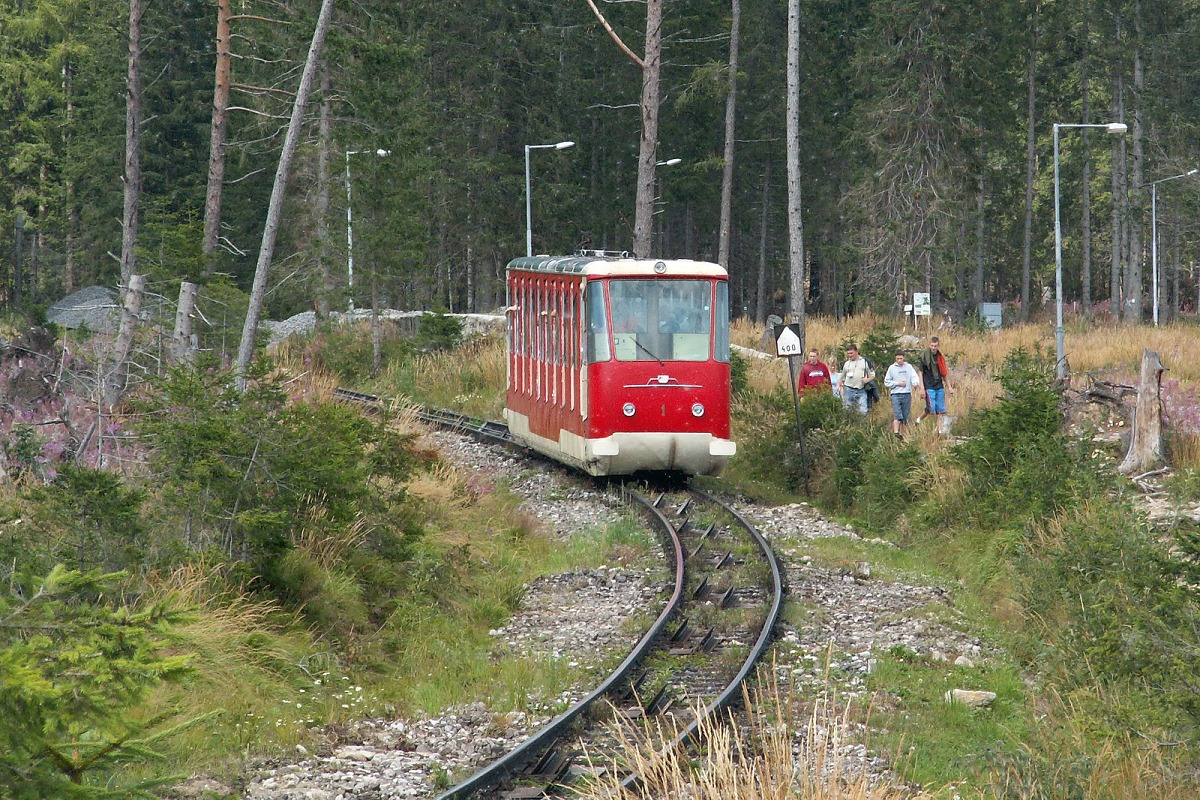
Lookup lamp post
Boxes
[345,148,390,315]
[1054,121,1127,379]
[652,158,682,256]
[1150,168,1198,326]
[524,140,574,257]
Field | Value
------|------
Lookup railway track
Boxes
[333,389,784,798]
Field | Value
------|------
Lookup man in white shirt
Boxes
[838,344,874,414]
[883,351,922,439]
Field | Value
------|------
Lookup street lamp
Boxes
[1150,168,1198,326]
[345,148,390,315]
[524,140,574,257]
[653,158,682,256]
[1053,121,1127,379]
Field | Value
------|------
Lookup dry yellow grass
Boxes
[580,673,909,800]
[733,315,1200,416]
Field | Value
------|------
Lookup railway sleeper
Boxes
[501,786,552,800]
[716,550,738,569]
[520,747,571,783]
[688,541,706,560]
[667,626,717,656]
[620,682,672,719]
[692,575,711,601]
[613,671,650,705]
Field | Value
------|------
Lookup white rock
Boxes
[944,688,997,708]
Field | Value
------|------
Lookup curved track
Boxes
[333,390,784,798]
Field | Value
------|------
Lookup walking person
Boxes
[797,349,832,394]
[884,351,922,439]
[916,336,952,431]
[838,344,874,414]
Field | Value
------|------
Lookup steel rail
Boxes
[619,484,785,792]
[333,391,783,796]
[434,485,685,800]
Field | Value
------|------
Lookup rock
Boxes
[953,655,975,669]
[944,689,996,708]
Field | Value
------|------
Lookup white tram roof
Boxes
[508,253,727,279]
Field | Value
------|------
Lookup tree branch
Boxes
[583,0,644,68]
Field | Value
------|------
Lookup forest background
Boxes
[2,0,1200,327]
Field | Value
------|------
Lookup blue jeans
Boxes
[926,388,946,415]
[843,386,868,414]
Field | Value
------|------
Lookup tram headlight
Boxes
[691,403,705,418]
[622,402,637,417]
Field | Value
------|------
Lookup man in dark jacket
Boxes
[915,336,952,428]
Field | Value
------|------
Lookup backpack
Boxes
[863,358,880,403]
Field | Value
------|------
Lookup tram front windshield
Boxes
[602,279,726,363]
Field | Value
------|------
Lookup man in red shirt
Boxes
[798,349,832,393]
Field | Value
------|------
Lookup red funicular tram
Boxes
[504,252,736,476]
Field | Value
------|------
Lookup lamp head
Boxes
[1106,122,1128,135]
[376,149,390,156]
[1189,169,1199,176]
[555,141,575,150]
[661,158,682,166]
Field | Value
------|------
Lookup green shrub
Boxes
[1020,503,1200,730]
[0,567,199,798]
[415,311,464,351]
[953,346,1103,521]
[132,365,423,601]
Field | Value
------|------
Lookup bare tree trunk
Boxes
[1111,58,1126,314]
[1123,7,1145,322]
[64,62,77,293]
[785,0,805,343]
[1019,9,1037,322]
[1118,348,1164,474]
[632,0,663,257]
[1170,215,1181,322]
[974,142,986,309]
[13,213,24,306]
[172,281,198,364]
[315,61,333,317]
[105,274,146,407]
[120,0,143,286]
[1080,1,1093,318]
[371,269,381,377]
[202,0,232,261]
[756,163,770,323]
[717,0,741,269]
[235,0,335,386]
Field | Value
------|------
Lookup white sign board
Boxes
[913,292,931,317]
[773,324,804,357]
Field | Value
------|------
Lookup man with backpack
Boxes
[916,336,952,429]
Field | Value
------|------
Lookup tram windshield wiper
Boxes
[635,338,664,365]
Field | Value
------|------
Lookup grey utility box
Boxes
[977,302,1002,329]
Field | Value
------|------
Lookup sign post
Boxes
[773,323,811,495]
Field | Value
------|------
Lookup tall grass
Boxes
[374,332,507,418]
[580,671,909,800]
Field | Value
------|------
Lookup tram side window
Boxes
[714,280,730,363]
[585,284,611,363]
